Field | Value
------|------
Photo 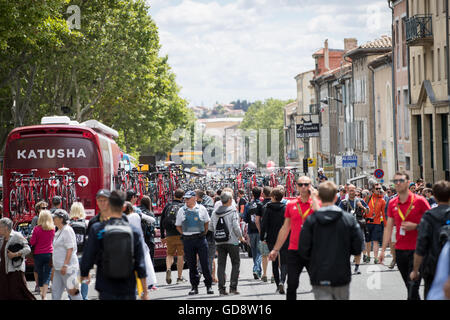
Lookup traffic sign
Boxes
[342,155,358,168]
[374,169,384,179]
[307,158,316,167]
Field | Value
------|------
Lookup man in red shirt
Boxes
[379,172,431,300]
[268,175,320,300]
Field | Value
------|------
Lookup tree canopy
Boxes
[0,0,192,158]
[240,98,294,167]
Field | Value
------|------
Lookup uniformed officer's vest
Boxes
[181,206,205,234]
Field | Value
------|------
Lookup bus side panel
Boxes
[3,134,102,221]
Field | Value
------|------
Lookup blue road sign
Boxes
[342,155,358,168]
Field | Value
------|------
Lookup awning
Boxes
[347,175,369,183]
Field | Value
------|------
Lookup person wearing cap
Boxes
[86,189,129,236]
[175,190,214,295]
[51,209,82,300]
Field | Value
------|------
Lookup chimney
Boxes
[344,38,358,53]
[324,39,329,71]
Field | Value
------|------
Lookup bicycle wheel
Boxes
[16,187,26,217]
[9,189,18,218]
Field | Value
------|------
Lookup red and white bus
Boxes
[2,116,122,222]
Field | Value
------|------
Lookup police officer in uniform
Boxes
[175,191,214,295]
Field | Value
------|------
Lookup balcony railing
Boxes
[405,15,433,46]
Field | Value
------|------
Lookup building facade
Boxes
[284,70,317,172]
[407,0,450,182]
[344,36,392,186]
[390,0,413,177]
[369,53,396,183]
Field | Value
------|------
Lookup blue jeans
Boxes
[34,253,52,287]
[249,232,261,276]
[183,236,212,288]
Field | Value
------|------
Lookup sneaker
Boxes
[278,284,285,294]
[271,276,275,283]
[261,276,267,282]
[206,287,214,294]
[219,289,228,296]
[353,266,361,275]
[166,270,172,284]
[363,255,369,263]
[388,261,396,269]
[374,258,379,264]
[188,287,198,295]
[177,277,187,283]
[34,286,40,294]
[253,272,259,280]
[229,288,240,295]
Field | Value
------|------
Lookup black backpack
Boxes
[102,219,134,280]
[138,209,155,245]
[163,202,183,232]
[438,208,450,247]
[69,219,87,253]
[245,200,260,230]
[421,207,450,277]
[214,215,230,243]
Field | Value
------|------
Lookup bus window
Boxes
[98,136,112,190]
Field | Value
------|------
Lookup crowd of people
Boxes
[0,172,449,300]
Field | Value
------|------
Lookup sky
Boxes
[146,0,392,107]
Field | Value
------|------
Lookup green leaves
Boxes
[240,98,294,167]
[0,0,193,158]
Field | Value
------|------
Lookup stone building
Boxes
[344,36,392,185]
[407,0,450,182]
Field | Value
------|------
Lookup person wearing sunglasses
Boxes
[380,172,431,300]
[268,176,320,300]
[364,183,386,264]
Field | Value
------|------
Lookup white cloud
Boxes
[149,0,392,106]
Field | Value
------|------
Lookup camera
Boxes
[366,217,374,223]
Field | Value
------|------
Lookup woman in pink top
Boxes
[29,210,55,300]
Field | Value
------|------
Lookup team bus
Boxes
[2,116,122,222]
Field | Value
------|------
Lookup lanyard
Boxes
[397,195,415,221]
[296,202,312,220]
[370,196,379,218]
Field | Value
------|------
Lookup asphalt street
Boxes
[26,248,419,300]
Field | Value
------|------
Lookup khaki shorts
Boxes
[166,235,184,256]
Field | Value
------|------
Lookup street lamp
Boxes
[320,96,342,104]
